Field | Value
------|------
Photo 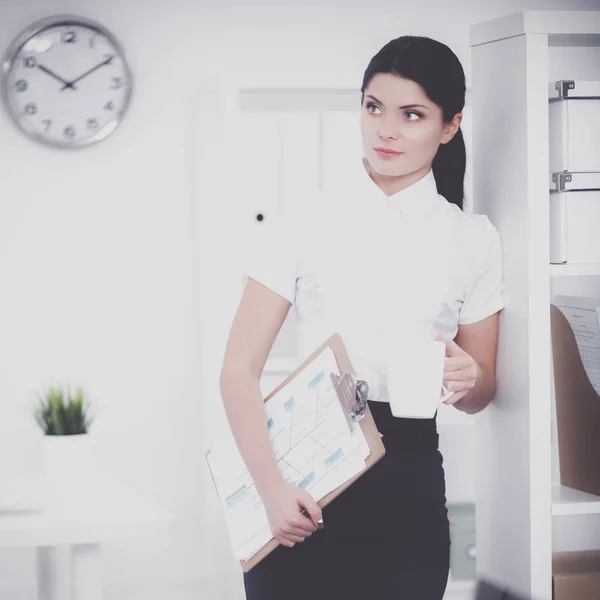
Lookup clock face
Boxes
[1,16,132,148]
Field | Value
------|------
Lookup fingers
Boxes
[274,525,311,548]
[290,515,317,534]
[443,390,468,405]
[301,497,323,529]
[267,488,325,549]
[442,379,464,392]
[273,509,322,548]
[439,386,454,398]
[443,356,470,372]
[443,375,476,392]
[276,536,297,548]
[274,532,305,547]
[272,514,318,549]
[281,521,315,536]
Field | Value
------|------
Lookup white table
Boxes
[0,474,171,600]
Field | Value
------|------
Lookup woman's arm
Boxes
[220,277,291,495]
[437,311,500,415]
[220,277,322,546]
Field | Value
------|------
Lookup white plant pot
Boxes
[42,433,95,483]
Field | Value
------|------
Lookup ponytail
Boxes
[432,127,465,210]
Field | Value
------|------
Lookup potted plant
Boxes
[34,384,95,481]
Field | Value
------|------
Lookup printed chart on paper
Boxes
[206,347,370,560]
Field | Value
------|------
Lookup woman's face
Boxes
[360,73,461,178]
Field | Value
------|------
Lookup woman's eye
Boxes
[366,103,381,114]
[404,111,421,121]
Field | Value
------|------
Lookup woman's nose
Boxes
[377,118,399,140]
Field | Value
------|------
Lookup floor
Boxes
[0,579,476,600]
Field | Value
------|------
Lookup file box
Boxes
[549,80,600,173]
[549,175,600,264]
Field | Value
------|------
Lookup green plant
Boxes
[34,384,93,435]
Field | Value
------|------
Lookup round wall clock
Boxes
[1,15,133,148]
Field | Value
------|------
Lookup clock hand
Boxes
[61,55,114,90]
[37,64,76,90]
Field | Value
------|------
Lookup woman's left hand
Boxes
[435,334,479,405]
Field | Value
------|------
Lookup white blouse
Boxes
[243,158,505,402]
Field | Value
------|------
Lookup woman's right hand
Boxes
[261,480,323,548]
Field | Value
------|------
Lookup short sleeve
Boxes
[241,214,300,304]
[458,220,505,325]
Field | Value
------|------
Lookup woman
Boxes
[220,35,504,600]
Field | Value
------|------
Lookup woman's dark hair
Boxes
[361,36,466,210]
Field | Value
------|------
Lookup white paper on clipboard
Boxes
[206,346,369,561]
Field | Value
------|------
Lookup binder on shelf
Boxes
[550,297,600,497]
[206,332,386,572]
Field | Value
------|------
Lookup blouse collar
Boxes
[359,157,441,218]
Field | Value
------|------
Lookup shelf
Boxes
[552,484,600,516]
[550,263,600,277]
[470,10,600,46]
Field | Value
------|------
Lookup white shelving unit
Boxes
[550,263,600,277]
[552,485,600,517]
[470,10,600,600]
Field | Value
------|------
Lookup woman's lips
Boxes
[374,148,403,159]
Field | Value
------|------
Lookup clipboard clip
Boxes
[330,372,370,430]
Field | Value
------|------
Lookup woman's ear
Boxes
[441,112,463,145]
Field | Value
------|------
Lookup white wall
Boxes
[0,0,597,599]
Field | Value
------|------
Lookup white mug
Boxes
[385,340,455,419]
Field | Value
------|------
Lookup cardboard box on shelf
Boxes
[550,302,600,497]
[553,550,600,600]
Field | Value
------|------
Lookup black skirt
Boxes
[243,401,451,600]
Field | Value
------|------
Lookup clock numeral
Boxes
[87,118,99,130]
[42,119,52,132]
[61,31,77,44]
[104,100,114,111]
[89,34,97,49]
[23,56,36,69]
[23,103,37,116]
[15,80,28,92]
[64,126,76,140]
[110,77,123,90]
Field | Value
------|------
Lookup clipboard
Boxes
[207,332,386,573]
